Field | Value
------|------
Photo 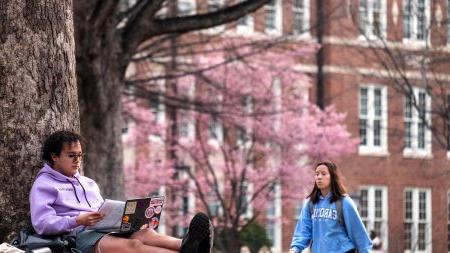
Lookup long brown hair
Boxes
[307,161,347,204]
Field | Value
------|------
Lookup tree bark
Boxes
[0,0,79,241]
[73,2,127,199]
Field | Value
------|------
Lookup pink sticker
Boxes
[145,207,154,218]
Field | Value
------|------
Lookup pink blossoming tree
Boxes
[122,38,358,252]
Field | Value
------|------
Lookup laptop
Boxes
[87,196,165,234]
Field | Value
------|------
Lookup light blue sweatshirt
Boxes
[290,193,372,253]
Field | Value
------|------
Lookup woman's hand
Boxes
[289,249,298,253]
[76,212,105,226]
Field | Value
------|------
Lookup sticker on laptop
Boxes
[125,201,137,214]
[150,217,160,229]
[121,223,131,231]
[145,207,155,218]
[149,197,164,207]
[154,205,162,214]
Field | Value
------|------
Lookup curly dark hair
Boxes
[41,130,83,165]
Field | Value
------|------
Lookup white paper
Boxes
[87,199,125,230]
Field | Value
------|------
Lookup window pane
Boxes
[403,0,412,39]
[372,0,383,36]
[418,223,426,250]
[374,221,382,234]
[418,122,425,149]
[293,0,306,34]
[405,93,412,118]
[404,122,412,148]
[265,0,276,29]
[360,88,368,116]
[178,1,194,15]
[404,222,412,249]
[405,191,412,219]
[208,0,221,11]
[419,191,426,220]
[209,115,221,139]
[418,92,426,118]
[360,119,367,145]
[374,88,382,116]
[182,195,189,214]
[359,0,369,34]
[360,189,368,218]
[375,189,383,218]
[417,0,426,40]
[266,220,275,244]
[373,119,381,146]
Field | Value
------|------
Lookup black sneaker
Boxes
[197,217,214,253]
[179,213,213,253]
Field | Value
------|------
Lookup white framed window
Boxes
[205,0,225,33]
[240,181,253,219]
[403,87,432,157]
[178,0,196,15]
[178,110,194,139]
[403,0,430,43]
[150,94,166,124]
[404,188,432,253]
[359,85,388,155]
[236,0,254,34]
[265,0,282,35]
[175,167,196,237]
[358,0,387,39]
[237,15,254,34]
[266,183,282,253]
[208,114,223,142]
[236,96,253,148]
[359,186,388,251]
[272,79,282,131]
[292,0,309,36]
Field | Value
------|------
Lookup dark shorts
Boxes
[75,229,133,253]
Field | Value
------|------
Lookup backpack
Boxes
[10,226,76,253]
[308,198,345,225]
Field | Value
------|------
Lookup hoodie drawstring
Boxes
[67,178,92,207]
[67,179,81,204]
[74,177,92,207]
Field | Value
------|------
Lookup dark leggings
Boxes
[345,249,357,253]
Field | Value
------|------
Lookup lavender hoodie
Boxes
[30,164,104,235]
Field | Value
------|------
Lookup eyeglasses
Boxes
[67,153,84,161]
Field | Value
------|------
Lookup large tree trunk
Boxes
[0,0,79,241]
[74,5,126,199]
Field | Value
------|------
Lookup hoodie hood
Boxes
[37,163,81,182]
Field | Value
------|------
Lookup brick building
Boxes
[124,0,450,252]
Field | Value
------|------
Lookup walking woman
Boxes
[289,161,372,253]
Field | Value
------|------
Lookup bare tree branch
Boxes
[123,0,271,53]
